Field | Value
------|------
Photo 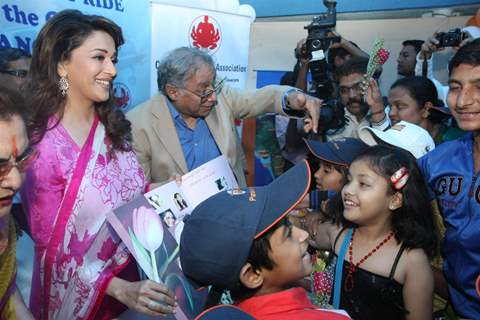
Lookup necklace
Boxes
[344,228,395,292]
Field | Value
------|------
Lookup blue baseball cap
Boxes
[180,160,311,290]
[304,137,369,166]
[195,305,255,320]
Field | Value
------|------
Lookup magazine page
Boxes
[145,155,238,242]
[145,181,191,243]
[181,155,238,208]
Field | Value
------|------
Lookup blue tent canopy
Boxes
[239,0,479,17]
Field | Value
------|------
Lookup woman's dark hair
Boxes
[326,145,438,259]
[0,86,29,133]
[26,9,130,150]
[448,38,480,75]
[390,76,447,124]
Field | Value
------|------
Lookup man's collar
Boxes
[166,98,181,120]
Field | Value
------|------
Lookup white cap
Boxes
[358,121,435,159]
[463,26,480,40]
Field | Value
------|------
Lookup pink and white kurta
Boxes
[22,117,145,319]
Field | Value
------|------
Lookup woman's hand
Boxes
[107,277,176,317]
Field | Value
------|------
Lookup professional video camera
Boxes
[302,0,345,132]
[435,28,468,48]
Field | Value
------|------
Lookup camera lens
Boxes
[312,39,321,49]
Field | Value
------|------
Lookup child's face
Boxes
[261,222,312,289]
[448,64,480,132]
[341,159,395,226]
[314,162,344,192]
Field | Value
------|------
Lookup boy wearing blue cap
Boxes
[180,161,350,320]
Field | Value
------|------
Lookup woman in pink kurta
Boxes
[22,10,176,319]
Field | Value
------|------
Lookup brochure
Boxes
[106,155,238,319]
[144,155,238,243]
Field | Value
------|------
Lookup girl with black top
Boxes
[306,145,438,319]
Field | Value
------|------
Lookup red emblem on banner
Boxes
[189,15,221,54]
[113,82,131,110]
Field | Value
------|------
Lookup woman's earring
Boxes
[59,76,69,96]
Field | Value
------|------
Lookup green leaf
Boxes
[129,227,151,264]
[159,245,180,279]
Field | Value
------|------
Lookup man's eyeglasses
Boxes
[0,147,38,181]
[0,69,28,78]
[181,77,226,104]
[339,81,364,96]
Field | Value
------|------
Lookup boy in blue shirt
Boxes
[418,38,480,318]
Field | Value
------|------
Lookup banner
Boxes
[150,3,253,95]
[0,0,151,111]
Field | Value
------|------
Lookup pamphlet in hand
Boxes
[144,155,239,243]
[106,155,238,319]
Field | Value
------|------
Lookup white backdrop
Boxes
[150,2,254,95]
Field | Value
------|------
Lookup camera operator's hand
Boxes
[294,38,309,91]
[364,78,385,123]
[286,91,322,134]
[295,38,309,65]
[327,31,369,60]
[420,33,444,60]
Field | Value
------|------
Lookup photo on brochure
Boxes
[214,176,229,191]
[106,196,207,320]
[145,155,239,240]
[160,208,178,228]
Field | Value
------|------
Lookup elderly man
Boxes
[128,47,322,186]
[0,48,31,91]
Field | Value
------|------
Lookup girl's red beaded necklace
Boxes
[344,228,395,292]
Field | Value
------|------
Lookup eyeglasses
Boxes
[0,147,38,181]
[0,69,28,78]
[339,81,364,96]
[181,77,226,104]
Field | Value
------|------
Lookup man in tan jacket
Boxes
[127,47,322,187]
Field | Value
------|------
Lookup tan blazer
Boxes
[127,85,291,187]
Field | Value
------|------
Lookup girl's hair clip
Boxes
[390,167,409,191]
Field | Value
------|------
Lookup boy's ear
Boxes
[389,192,403,211]
[239,263,263,290]
[423,101,433,119]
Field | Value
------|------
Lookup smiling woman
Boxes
[21,10,176,320]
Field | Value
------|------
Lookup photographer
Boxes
[321,57,390,141]
[415,26,480,104]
